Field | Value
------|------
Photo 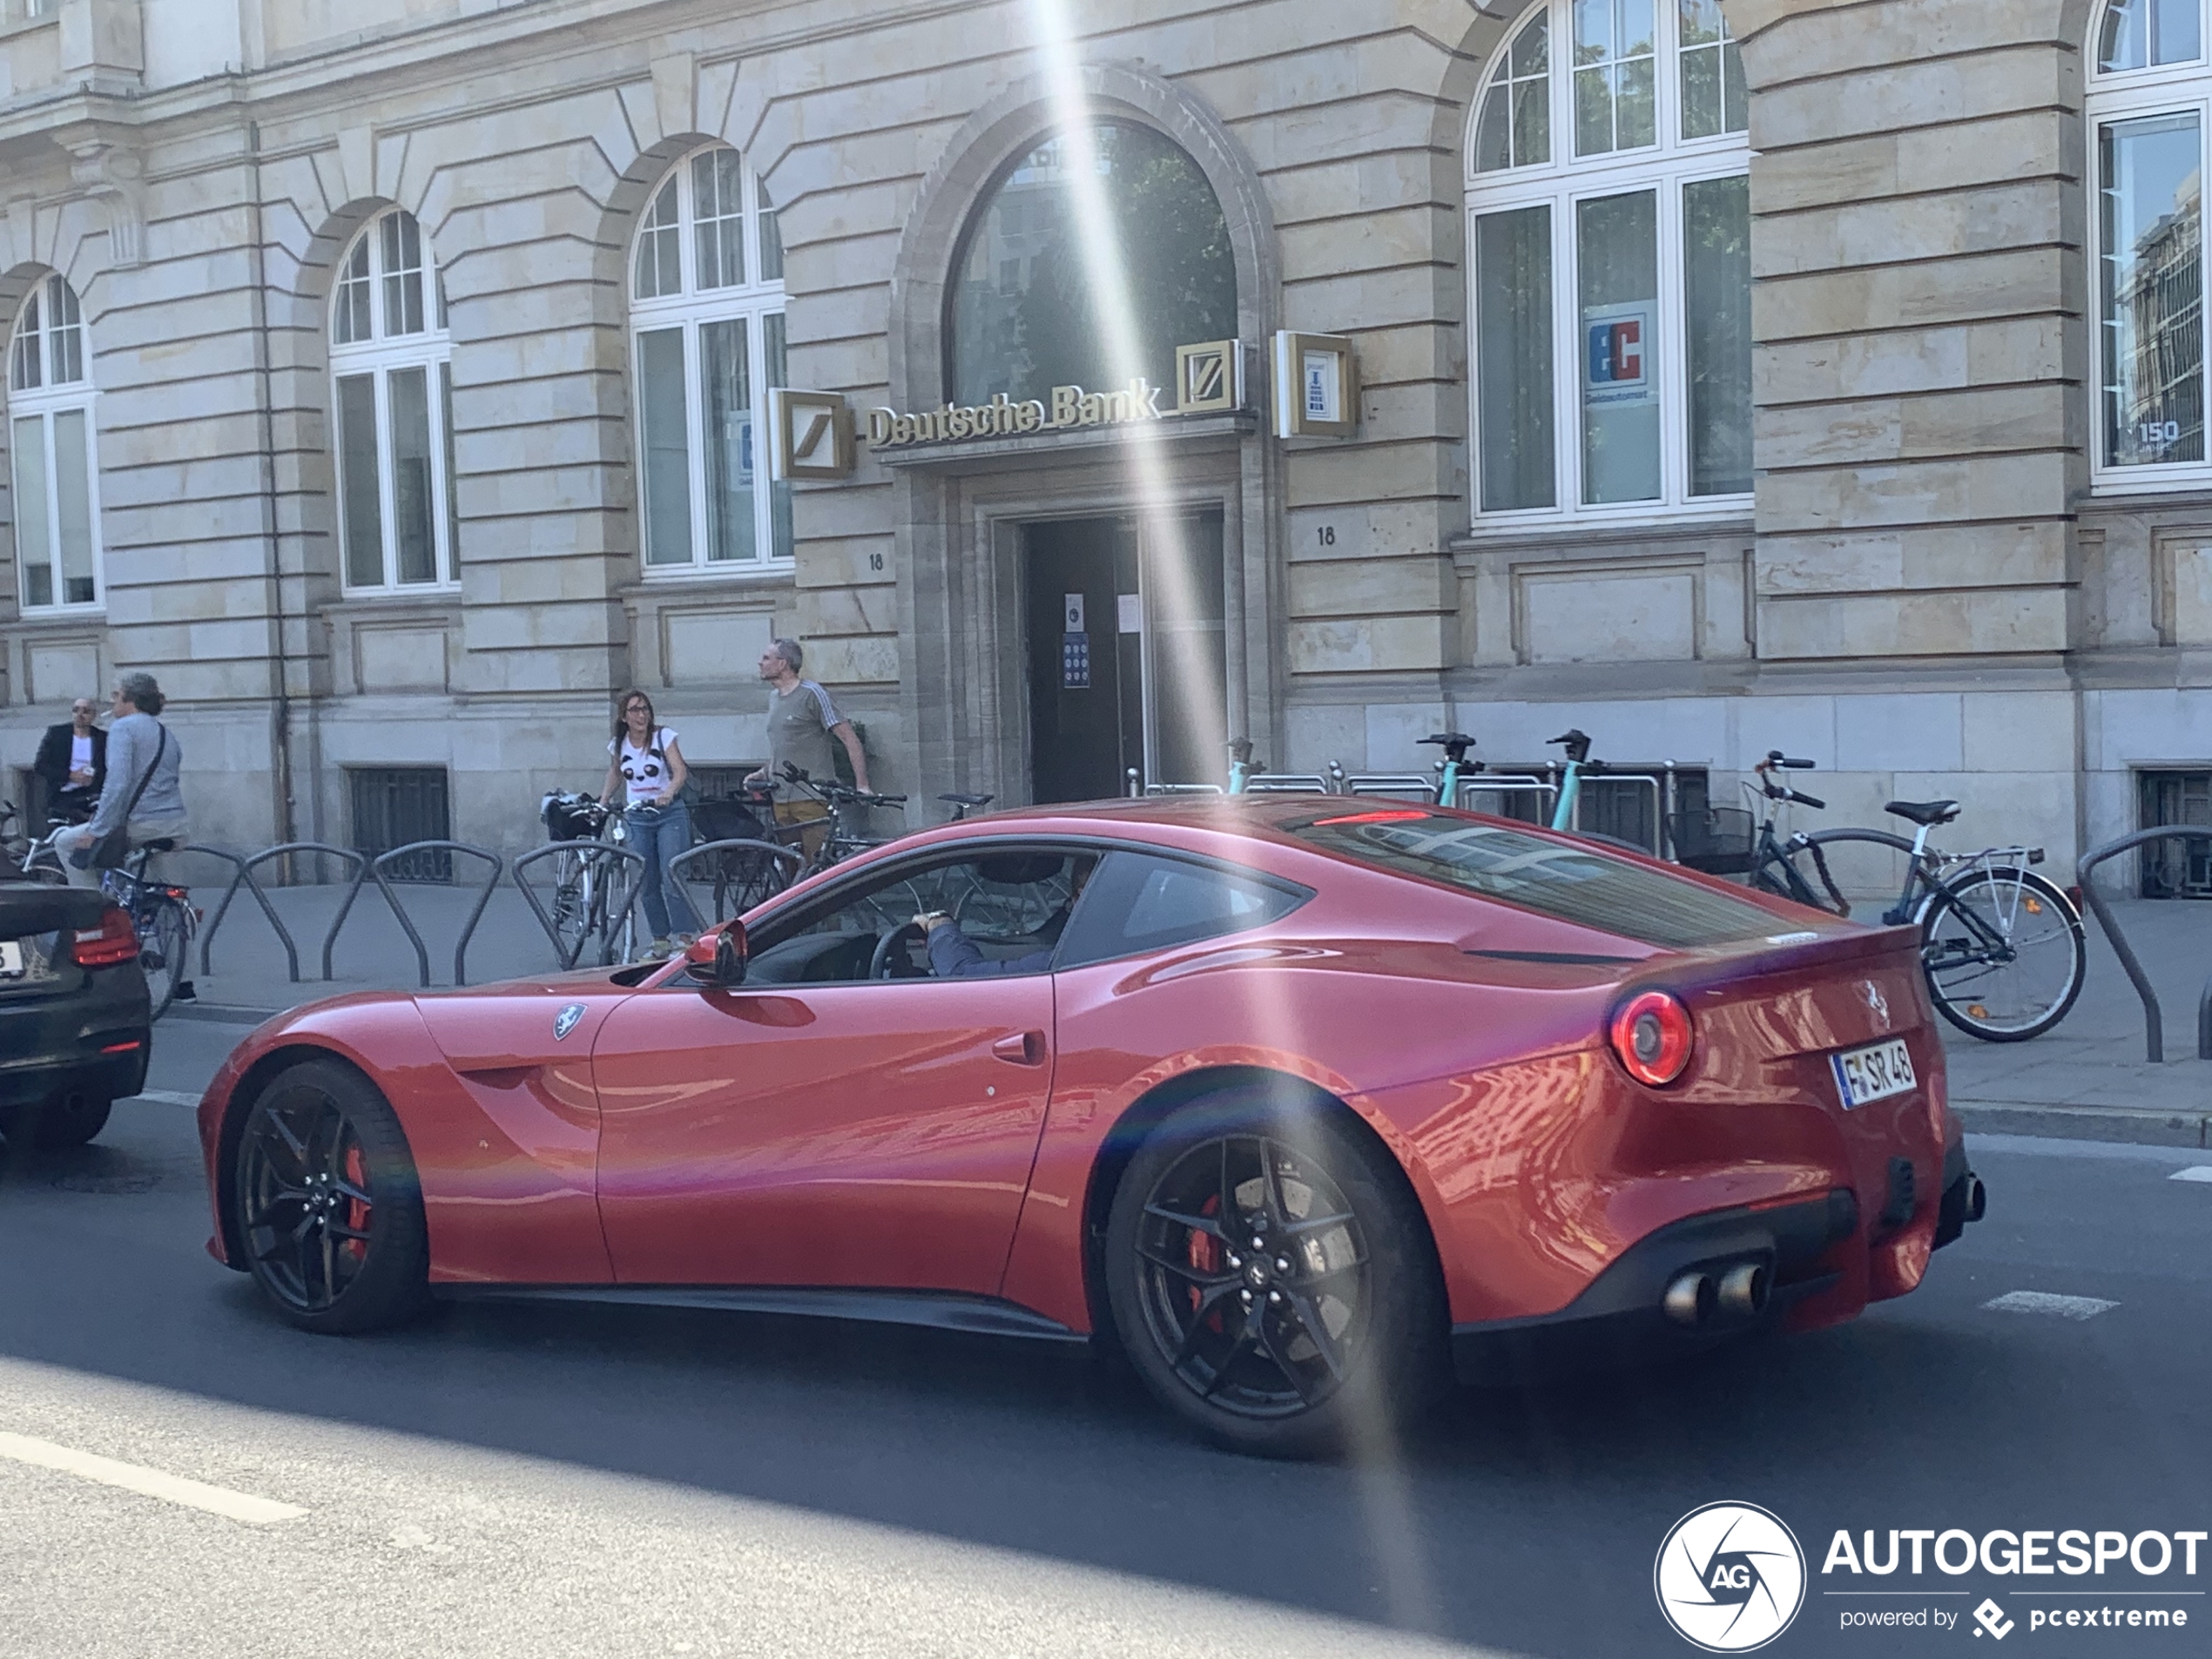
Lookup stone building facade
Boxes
[0,0,2204,887]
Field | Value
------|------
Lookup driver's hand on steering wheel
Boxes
[912,910,951,933]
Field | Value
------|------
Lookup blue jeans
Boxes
[625,803,698,939]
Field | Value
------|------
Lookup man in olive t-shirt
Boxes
[746,637,872,794]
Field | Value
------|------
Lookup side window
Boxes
[745,850,1089,984]
[1055,852,1310,970]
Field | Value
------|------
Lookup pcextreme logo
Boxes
[1656,1502,1809,1652]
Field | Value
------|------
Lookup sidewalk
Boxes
[1939,896,2212,1148]
[163,864,2212,1145]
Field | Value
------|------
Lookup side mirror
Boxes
[684,924,747,988]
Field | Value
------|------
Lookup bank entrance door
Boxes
[1024,510,1228,804]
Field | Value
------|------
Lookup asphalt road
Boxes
[0,1017,2206,1659]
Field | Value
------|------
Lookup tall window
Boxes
[1466,0,1752,522]
[7,273,102,611]
[2089,0,2212,489]
[329,209,457,590]
[947,122,1238,405]
[630,144,790,571]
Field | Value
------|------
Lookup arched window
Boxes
[7,273,102,610]
[329,208,456,590]
[630,144,789,570]
[947,121,1237,406]
[1465,0,1751,521]
[2087,0,2212,489]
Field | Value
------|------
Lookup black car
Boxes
[0,882,152,1149]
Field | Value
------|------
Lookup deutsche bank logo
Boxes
[1588,316,1645,387]
[1656,1502,1807,1652]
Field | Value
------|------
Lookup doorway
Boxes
[1023,509,1228,804]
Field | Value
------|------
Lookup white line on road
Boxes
[2171,1166,2212,1184]
[126,1089,202,1109]
[1982,1291,2119,1320]
[0,1432,306,1526]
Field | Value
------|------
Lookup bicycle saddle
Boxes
[938,792,995,807]
[1884,799,1960,827]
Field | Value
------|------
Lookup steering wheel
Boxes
[869,921,927,981]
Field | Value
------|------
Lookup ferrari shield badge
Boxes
[553,1002,585,1042]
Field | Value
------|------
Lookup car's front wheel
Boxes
[1104,1091,1447,1457]
[234,1059,429,1334]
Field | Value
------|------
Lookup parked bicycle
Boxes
[9,808,198,1016]
[538,790,628,968]
[779,765,907,878]
[1715,752,2087,1042]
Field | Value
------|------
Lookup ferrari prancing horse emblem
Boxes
[554,1002,585,1041]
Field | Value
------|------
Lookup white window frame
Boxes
[7,273,105,615]
[1464,0,1754,532]
[629,142,791,577]
[328,208,459,593]
[2086,0,2212,496]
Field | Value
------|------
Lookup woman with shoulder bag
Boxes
[598,689,699,956]
[56,672,188,890]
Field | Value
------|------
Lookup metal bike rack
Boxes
[1453,775,1559,815]
[186,845,304,982]
[2077,826,2212,1062]
[367,841,504,988]
[1144,782,1226,796]
[1345,774,1433,801]
[511,840,645,970]
[247,842,373,981]
[666,838,804,927]
[1244,773,1334,794]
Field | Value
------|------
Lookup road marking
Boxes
[0,1432,306,1526]
[2171,1166,2212,1184]
[1982,1291,2118,1320]
[126,1089,201,1109]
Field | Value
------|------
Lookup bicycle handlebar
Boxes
[1764,752,1817,770]
[780,764,907,808]
[1787,788,1826,810]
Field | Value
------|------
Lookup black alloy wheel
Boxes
[234,1060,429,1334]
[1105,1094,1447,1457]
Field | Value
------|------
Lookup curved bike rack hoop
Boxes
[212,842,371,982]
[185,845,302,982]
[666,838,804,927]
[2077,826,2212,1063]
[510,840,645,969]
[368,841,504,988]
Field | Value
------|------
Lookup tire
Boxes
[233,1059,430,1334]
[138,898,191,1021]
[1103,1089,1448,1458]
[7,1090,113,1150]
[549,853,590,969]
[1920,867,2086,1042]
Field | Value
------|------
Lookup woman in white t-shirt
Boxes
[599,688,698,949]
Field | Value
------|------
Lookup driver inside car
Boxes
[913,858,1092,978]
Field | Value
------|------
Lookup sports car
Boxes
[196,797,1984,1455]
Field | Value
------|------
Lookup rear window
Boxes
[1284,811,1791,950]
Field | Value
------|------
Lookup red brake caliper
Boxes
[341,1143,370,1263]
[1186,1194,1223,1317]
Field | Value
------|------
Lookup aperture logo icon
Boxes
[1656,1503,1808,1652]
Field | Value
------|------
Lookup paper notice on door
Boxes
[1117,593,1143,634]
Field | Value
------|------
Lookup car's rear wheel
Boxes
[1104,1091,1447,1457]
[0,1089,112,1150]
[234,1059,429,1334]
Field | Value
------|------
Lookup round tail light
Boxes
[1610,990,1694,1087]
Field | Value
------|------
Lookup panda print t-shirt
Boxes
[610,726,677,807]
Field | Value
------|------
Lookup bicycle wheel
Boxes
[139,897,192,1021]
[1919,867,2085,1042]
[549,850,590,968]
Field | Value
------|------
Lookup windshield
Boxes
[1284,810,1800,949]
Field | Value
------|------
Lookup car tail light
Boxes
[71,907,139,968]
[1609,989,1694,1087]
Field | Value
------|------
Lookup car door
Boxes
[589,846,1085,1296]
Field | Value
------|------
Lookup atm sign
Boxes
[1588,317,1645,387]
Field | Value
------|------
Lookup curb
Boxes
[1952,1100,2211,1150]
[163,1001,283,1027]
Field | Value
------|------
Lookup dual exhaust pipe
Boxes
[1662,1260,1770,1328]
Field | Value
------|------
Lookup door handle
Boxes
[992,1030,1047,1066]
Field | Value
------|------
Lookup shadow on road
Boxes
[0,1104,2193,1657]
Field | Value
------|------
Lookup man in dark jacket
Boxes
[32,698,105,824]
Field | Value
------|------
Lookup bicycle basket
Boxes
[543,796,603,841]
[1668,806,1754,874]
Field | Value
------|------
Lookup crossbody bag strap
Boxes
[117,725,167,824]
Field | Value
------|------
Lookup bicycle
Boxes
[1737,753,2087,1042]
[539,791,624,968]
[779,765,907,878]
[103,839,198,1019]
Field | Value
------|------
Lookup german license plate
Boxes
[1831,1038,1915,1109]
[0,941,22,980]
